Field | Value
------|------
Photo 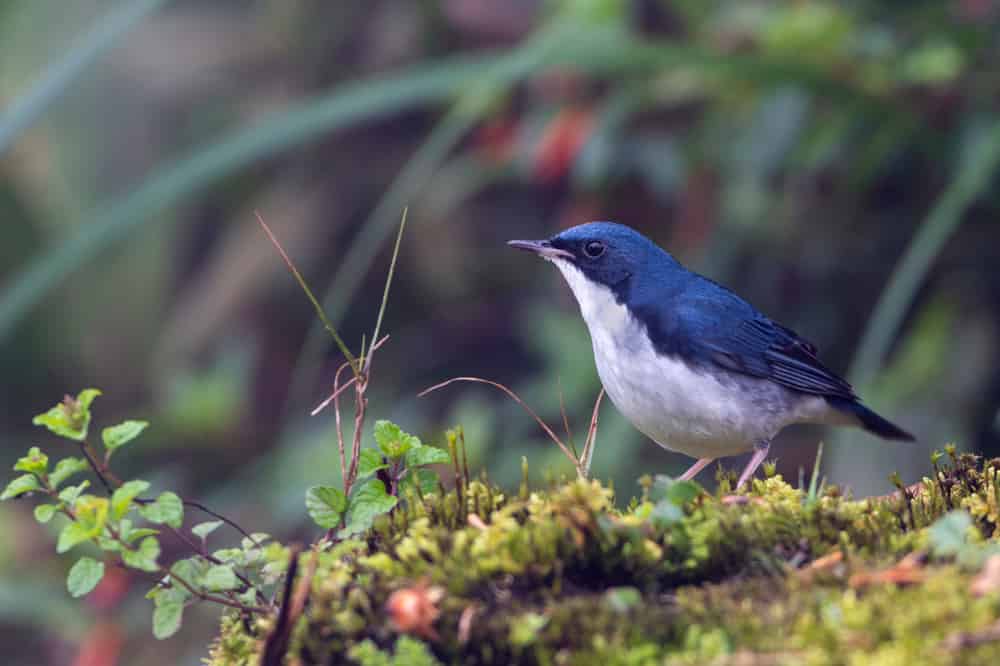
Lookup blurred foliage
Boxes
[2,0,1000,663]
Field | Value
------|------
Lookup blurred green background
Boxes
[2,0,1000,663]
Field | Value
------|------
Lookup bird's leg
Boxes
[736,440,771,490]
[679,457,714,481]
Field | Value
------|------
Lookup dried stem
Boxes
[419,376,583,477]
[580,389,605,477]
[255,211,359,377]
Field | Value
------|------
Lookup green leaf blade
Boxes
[67,557,105,598]
[404,446,450,468]
[340,479,397,537]
[49,457,90,488]
[306,485,347,529]
[1,474,41,500]
[14,447,48,475]
[138,492,184,528]
[111,480,151,520]
[102,420,149,455]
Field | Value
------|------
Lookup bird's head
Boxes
[508,222,669,294]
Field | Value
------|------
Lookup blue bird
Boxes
[509,222,913,489]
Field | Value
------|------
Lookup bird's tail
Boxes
[827,397,915,442]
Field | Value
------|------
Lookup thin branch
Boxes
[556,376,576,455]
[580,389,605,478]
[311,335,390,416]
[255,211,359,377]
[78,440,118,494]
[419,376,581,474]
[179,499,265,550]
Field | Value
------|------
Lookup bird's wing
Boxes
[699,317,856,399]
[636,281,857,400]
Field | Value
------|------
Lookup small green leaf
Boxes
[118,518,159,543]
[56,495,110,552]
[152,597,184,639]
[306,485,347,529]
[1,474,40,500]
[111,480,151,520]
[14,447,48,475]
[649,475,701,506]
[34,504,57,523]
[138,492,184,528]
[102,420,149,455]
[404,445,450,468]
[122,536,161,572]
[58,480,90,504]
[49,457,90,488]
[191,520,223,540]
[201,564,238,591]
[373,420,420,460]
[57,522,97,554]
[357,449,388,477]
[67,557,105,598]
[212,548,245,565]
[929,510,973,558]
[400,468,440,496]
[650,499,684,528]
[32,389,102,441]
[340,479,398,537]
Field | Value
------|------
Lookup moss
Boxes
[208,453,1000,665]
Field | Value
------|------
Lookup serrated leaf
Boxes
[14,447,48,475]
[306,485,347,529]
[357,449,388,477]
[373,420,420,460]
[152,597,184,639]
[404,445,450,468]
[67,557,105,598]
[202,564,238,591]
[400,468,440,496]
[56,496,109,552]
[138,492,184,528]
[49,457,90,488]
[111,480,151,520]
[34,504,57,523]
[192,520,223,540]
[122,536,160,572]
[1,474,40,500]
[58,480,90,504]
[340,479,397,537]
[102,420,149,455]
[32,389,102,441]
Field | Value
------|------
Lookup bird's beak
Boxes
[507,239,574,261]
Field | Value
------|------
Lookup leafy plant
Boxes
[2,389,278,639]
[305,420,450,536]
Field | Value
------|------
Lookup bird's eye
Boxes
[583,241,605,258]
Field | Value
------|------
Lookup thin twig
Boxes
[78,440,118,494]
[419,376,581,475]
[255,211,359,377]
[179,499,265,550]
[580,389,605,477]
[556,376,576,456]
[311,335,390,416]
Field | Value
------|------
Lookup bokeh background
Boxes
[2,0,1000,663]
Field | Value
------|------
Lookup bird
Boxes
[508,222,914,489]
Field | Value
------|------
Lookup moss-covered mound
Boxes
[208,452,1000,665]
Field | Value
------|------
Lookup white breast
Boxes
[550,259,831,459]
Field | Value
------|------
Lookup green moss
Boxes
[208,453,1000,665]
